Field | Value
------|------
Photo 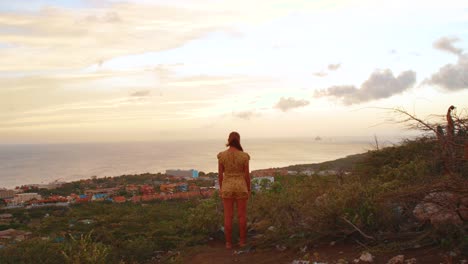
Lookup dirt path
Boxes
[182,240,462,264]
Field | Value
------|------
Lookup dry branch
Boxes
[341,217,375,240]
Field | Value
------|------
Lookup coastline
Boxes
[0,138,374,189]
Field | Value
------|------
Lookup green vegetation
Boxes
[246,137,467,254]
[285,151,368,172]
[0,200,213,263]
[1,134,467,263]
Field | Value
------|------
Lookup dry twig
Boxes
[341,217,375,240]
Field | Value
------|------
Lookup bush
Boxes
[185,192,223,238]
[0,238,65,264]
[62,232,110,264]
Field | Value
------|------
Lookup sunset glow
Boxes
[1,0,467,143]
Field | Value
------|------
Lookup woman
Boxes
[217,131,251,249]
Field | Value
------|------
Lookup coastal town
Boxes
[1,169,214,209]
[0,167,333,209]
[0,164,348,256]
[0,166,334,246]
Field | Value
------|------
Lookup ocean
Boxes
[0,138,374,189]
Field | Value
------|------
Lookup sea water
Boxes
[0,137,375,189]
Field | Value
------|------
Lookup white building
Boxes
[0,189,15,199]
[302,170,315,176]
[166,169,199,178]
[252,176,275,191]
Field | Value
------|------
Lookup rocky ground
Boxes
[182,239,466,264]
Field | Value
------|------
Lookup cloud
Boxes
[313,63,341,77]
[433,37,463,55]
[130,90,151,97]
[315,69,416,105]
[274,97,310,112]
[425,36,467,90]
[313,71,327,77]
[425,55,468,90]
[232,111,257,120]
[0,3,231,71]
[1,0,354,72]
[327,63,341,71]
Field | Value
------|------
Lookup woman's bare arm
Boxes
[245,161,250,193]
[218,162,224,191]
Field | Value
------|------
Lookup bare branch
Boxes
[341,217,375,240]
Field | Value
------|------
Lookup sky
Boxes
[0,0,467,144]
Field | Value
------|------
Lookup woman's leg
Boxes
[237,198,248,246]
[223,198,234,248]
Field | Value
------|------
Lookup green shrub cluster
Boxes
[246,138,467,252]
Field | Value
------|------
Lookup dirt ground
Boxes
[182,239,464,264]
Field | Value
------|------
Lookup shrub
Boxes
[61,232,110,264]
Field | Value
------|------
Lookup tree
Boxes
[390,106,468,176]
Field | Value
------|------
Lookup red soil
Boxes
[182,240,462,264]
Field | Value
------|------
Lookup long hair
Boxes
[226,131,243,151]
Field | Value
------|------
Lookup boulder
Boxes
[459,205,468,221]
[387,255,405,264]
[413,192,463,226]
[359,251,374,262]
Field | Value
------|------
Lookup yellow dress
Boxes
[217,150,250,199]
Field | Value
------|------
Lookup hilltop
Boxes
[0,135,467,263]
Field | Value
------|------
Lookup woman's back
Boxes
[217,150,250,174]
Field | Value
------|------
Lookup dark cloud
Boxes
[274,97,310,112]
[425,55,468,90]
[315,69,416,105]
[327,63,341,71]
[433,37,463,56]
[130,90,151,97]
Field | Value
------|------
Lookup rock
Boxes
[461,196,468,207]
[404,258,416,264]
[359,251,374,262]
[430,211,462,225]
[459,205,468,221]
[315,193,329,207]
[276,244,287,251]
[337,259,348,264]
[330,241,336,246]
[387,255,405,264]
[353,259,360,263]
[268,226,276,232]
[413,202,438,221]
[413,192,463,226]
[233,249,250,255]
[291,260,310,264]
[251,219,271,231]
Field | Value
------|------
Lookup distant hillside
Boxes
[282,151,369,172]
